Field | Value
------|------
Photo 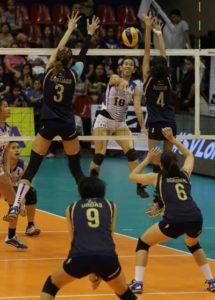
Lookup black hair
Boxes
[52,47,73,74]
[78,176,106,199]
[120,56,136,67]
[150,56,169,81]
[169,9,181,16]
[160,151,181,177]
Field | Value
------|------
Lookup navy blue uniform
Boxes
[144,76,177,140]
[63,197,121,281]
[39,66,78,140]
[157,171,203,238]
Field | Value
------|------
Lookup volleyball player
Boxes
[8,141,40,236]
[40,176,137,300]
[89,57,149,198]
[0,99,27,248]
[128,127,215,293]
[142,15,177,214]
[6,12,100,221]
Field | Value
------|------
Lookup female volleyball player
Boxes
[0,99,27,249]
[89,57,149,198]
[40,176,137,300]
[129,127,215,293]
[9,141,40,236]
[6,12,100,220]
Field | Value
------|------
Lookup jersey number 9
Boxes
[86,208,100,228]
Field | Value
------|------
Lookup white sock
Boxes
[135,266,145,282]
[13,183,30,207]
[200,263,213,281]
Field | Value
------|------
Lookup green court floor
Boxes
[34,156,215,259]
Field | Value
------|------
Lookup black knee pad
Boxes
[42,276,59,296]
[93,153,105,166]
[22,150,44,182]
[125,149,137,162]
[119,288,137,300]
[136,238,150,252]
[186,242,201,254]
[25,187,37,205]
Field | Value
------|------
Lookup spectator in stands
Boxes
[100,26,120,49]
[40,26,56,48]
[1,0,23,37]
[27,55,48,80]
[81,0,95,18]
[0,64,12,99]
[18,63,33,96]
[88,63,108,103]
[4,41,26,79]
[179,57,195,112]
[169,9,191,49]
[0,22,14,47]
[6,84,28,107]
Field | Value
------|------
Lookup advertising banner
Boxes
[8,107,35,156]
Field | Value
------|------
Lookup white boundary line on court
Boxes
[0,290,211,299]
[36,209,215,262]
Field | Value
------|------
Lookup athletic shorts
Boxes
[39,119,77,141]
[159,217,203,239]
[93,114,127,132]
[148,122,177,140]
[63,254,121,281]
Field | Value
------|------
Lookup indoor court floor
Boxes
[0,156,215,300]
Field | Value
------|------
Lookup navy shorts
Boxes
[159,217,203,239]
[148,122,177,141]
[63,254,121,281]
[39,119,77,141]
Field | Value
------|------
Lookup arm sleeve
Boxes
[77,34,92,63]
[71,62,84,78]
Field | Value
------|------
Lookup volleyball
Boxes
[121,27,141,48]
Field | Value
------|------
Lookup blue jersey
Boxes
[0,122,11,167]
[144,76,175,124]
[41,66,78,122]
[157,171,202,222]
[10,159,25,186]
[69,197,116,257]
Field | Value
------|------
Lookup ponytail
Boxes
[167,160,181,177]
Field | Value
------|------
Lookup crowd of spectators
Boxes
[0,0,208,139]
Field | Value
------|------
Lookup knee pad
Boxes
[25,187,37,205]
[22,150,44,182]
[186,242,201,254]
[119,288,137,300]
[136,238,150,252]
[93,153,105,166]
[125,149,137,162]
[42,276,59,297]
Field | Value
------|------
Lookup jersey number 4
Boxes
[86,208,100,228]
[54,84,64,102]
[156,91,165,107]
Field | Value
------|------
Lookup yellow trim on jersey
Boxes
[43,67,54,89]
[70,201,78,229]
[69,69,77,85]
[105,198,113,219]
[158,175,166,211]
[143,76,152,96]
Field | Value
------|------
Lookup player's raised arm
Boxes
[162,127,194,176]
[46,12,81,71]
[142,14,153,81]
[153,19,166,58]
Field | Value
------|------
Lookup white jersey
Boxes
[0,123,11,168]
[102,81,136,122]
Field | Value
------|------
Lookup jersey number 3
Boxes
[54,84,64,102]
[86,208,100,228]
